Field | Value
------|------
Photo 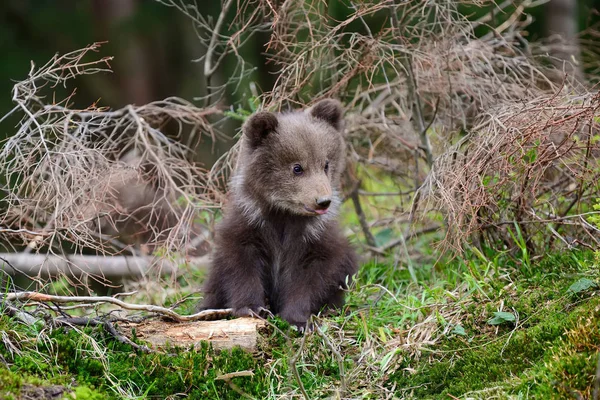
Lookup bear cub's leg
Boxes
[202,239,268,318]
[276,252,354,330]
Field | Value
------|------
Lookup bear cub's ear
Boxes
[308,99,344,131]
[243,112,279,148]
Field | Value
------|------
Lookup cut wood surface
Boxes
[0,253,211,278]
[121,317,266,351]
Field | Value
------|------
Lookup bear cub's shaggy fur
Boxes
[201,99,358,328]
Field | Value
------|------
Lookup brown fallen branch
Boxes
[0,253,211,278]
[3,291,231,323]
[215,370,256,399]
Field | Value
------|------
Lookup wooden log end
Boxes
[121,317,267,352]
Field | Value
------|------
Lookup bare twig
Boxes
[204,0,235,79]
[0,228,50,236]
[4,292,232,322]
[53,316,154,353]
[594,350,600,400]
[215,371,256,400]
[290,331,310,400]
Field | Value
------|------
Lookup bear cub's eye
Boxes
[324,160,330,173]
[293,164,304,175]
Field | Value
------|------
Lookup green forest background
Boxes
[1,0,598,154]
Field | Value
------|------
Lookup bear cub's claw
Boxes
[233,305,273,319]
[290,320,314,333]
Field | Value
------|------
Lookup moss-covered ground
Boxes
[1,249,599,399]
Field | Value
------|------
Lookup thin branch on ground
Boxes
[289,330,310,400]
[215,371,256,400]
[4,291,232,322]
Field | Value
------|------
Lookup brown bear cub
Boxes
[201,99,358,329]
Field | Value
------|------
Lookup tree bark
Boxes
[545,0,583,81]
[92,0,154,106]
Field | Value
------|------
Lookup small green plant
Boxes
[567,278,597,296]
[487,311,516,326]
[507,222,532,271]
[223,95,260,124]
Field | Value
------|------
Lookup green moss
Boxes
[522,314,600,399]
[1,249,598,398]
[0,362,104,399]
[388,258,600,399]
[0,367,22,398]
[50,330,270,398]
[73,386,105,400]
[0,317,272,398]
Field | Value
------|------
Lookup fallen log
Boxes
[121,317,267,351]
[0,253,211,278]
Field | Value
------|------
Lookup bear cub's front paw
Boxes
[233,305,273,319]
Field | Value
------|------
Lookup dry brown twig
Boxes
[4,291,232,322]
[418,89,600,253]
[0,43,225,272]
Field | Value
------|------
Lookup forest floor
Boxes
[1,245,599,399]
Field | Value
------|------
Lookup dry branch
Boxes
[4,291,231,322]
[3,290,265,352]
[0,253,210,278]
[418,89,600,253]
[0,43,224,260]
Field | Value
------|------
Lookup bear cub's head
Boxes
[234,99,346,220]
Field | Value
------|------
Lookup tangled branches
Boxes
[156,0,273,103]
[0,43,223,260]
[420,89,600,254]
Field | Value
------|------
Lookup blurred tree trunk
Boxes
[92,0,154,106]
[545,0,583,81]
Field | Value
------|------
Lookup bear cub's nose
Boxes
[315,197,331,210]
